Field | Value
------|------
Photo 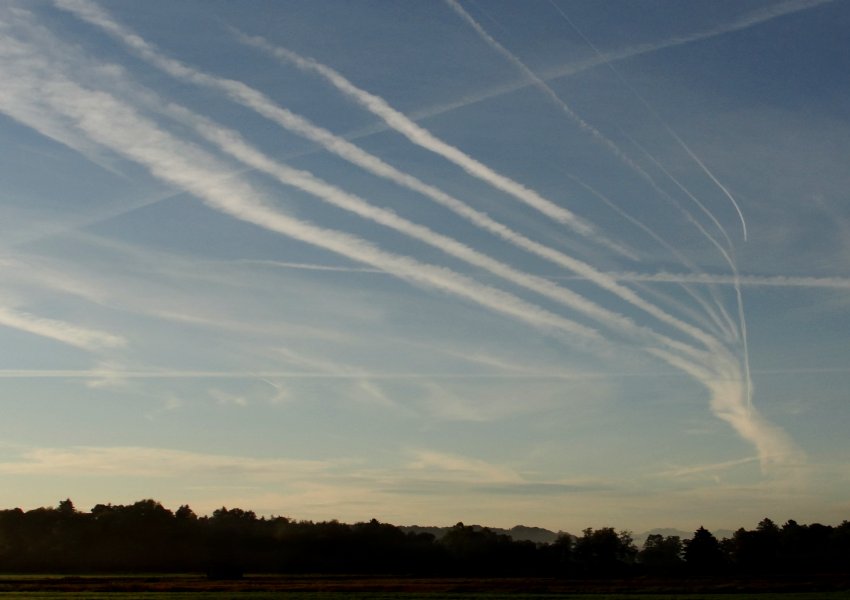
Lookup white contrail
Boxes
[563,172,739,341]
[444,0,744,338]
[623,127,753,405]
[58,0,744,370]
[0,304,125,350]
[54,0,742,356]
[55,0,635,262]
[446,0,793,463]
[163,103,669,348]
[446,0,734,259]
[0,28,605,349]
[151,94,736,359]
[236,30,635,264]
[445,0,654,186]
[11,4,718,367]
[648,346,803,471]
[14,3,801,470]
[447,0,751,367]
[621,126,753,406]
[225,34,743,355]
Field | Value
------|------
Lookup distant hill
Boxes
[400,524,736,546]
[399,524,562,544]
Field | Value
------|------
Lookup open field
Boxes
[4,593,850,600]
[1,575,849,598]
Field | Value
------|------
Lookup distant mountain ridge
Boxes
[399,524,735,545]
[399,524,562,544]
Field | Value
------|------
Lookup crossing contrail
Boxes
[55,0,637,261]
[546,0,749,243]
[544,0,755,408]
[23,0,805,470]
[445,0,792,464]
[55,0,747,358]
[0,27,610,350]
[444,0,743,341]
[229,32,742,354]
[161,100,706,353]
[413,0,834,127]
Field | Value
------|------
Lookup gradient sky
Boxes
[1,0,848,533]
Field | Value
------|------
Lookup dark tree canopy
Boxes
[0,501,848,579]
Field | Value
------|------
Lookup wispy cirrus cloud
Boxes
[0,445,334,479]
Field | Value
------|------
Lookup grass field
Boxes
[2,593,850,599]
[1,574,848,598]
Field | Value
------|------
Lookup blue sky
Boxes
[1,0,848,533]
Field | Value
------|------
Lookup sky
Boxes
[1,0,849,534]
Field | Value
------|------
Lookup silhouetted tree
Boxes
[573,527,637,576]
[638,534,683,573]
[543,533,574,577]
[1,499,849,578]
[684,526,726,574]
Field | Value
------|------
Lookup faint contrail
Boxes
[621,130,752,400]
[230,260,850,290]
[446,0,797,466]
[447,0,734,261]
[0,304,125,350]
[1,364,847,380]
[621,128,754,406]
[544,0,834,86]
[445,0,743,340]
[546,0,750,242]
[563,172,739,341]
[414,0,834,125]
[445,0,651,184]
[613,272,850,288]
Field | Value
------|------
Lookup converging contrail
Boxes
[229,32,742,355]
[55,0,748,358]
[444,0,790,464]
[562,172,739,342]
[161,100,707,354]
[55,0,635,262]
[31,0,805,470]
[544,1,754,408]
[444,0,741,341]
[0,23,611,350]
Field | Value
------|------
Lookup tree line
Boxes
[0,499,848,578]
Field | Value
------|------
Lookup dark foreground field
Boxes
[1,574,849,599]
